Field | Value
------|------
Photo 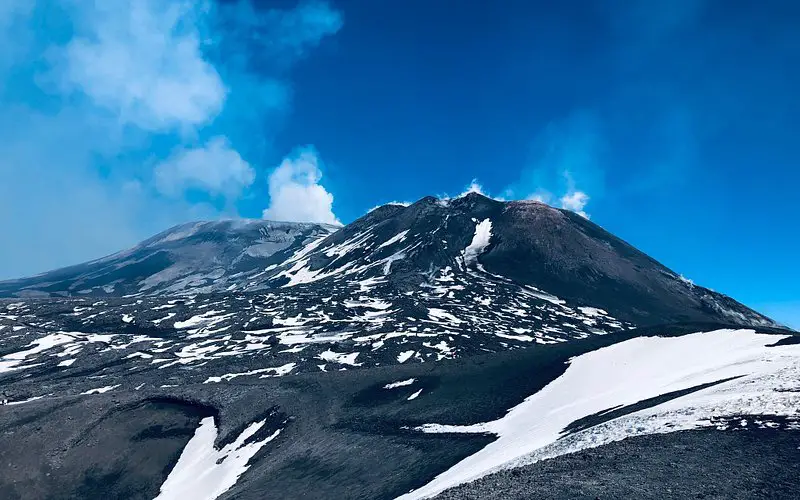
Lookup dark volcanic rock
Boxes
[0,397,214,500]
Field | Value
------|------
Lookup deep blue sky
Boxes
[274,0,800,326]
[0,0,797,327]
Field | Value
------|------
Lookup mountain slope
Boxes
[260,193,777,327]
[0,193,777,329]
[0,220,337,298]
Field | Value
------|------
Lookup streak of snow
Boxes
[152,303,178,310]
[493,332,535,342]
[407,389,423,401]
[428,308,462,324]
[357,276,385,292]
[5,395,46,406]
[377,230,409,250]
[384,378,416,389]
[80,385,120,395]
[279,332,352,345]
[153,312,176,325]
[174,310,229,329]
[203,363,296,383]
[345,298,392,310]
[323,230,375,259]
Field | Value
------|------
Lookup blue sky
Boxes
[0,0,797,327]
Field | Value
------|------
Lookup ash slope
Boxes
[0,193,778,329]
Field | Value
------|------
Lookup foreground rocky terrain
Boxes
[436,427,800,500]
[0,193,796,499]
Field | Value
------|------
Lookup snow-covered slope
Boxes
[401,328,800,499]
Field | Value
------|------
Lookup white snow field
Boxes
[398,329,800,499]
[156,417,282,500]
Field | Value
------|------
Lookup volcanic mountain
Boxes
[0,193,796,500]
[0,192,776,328]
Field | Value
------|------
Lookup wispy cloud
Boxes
[262,147,340,226]
[505,0,711,218]
[155,137,255,198]
[59,0,225,133]
[437,179,505,202]
[0,0,342,278]
[507,112,603,218]
[458,179,487,198]
[559,191,590,219]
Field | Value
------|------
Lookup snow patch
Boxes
[317,350,361,366]
[577,307,607,317]
[156,417,282,500]
[384,378,416,389]
[397,350,415,363]
[0,333,76,373]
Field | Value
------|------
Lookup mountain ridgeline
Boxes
[0,192,776,328]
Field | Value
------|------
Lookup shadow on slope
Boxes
[0,397,216,500]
